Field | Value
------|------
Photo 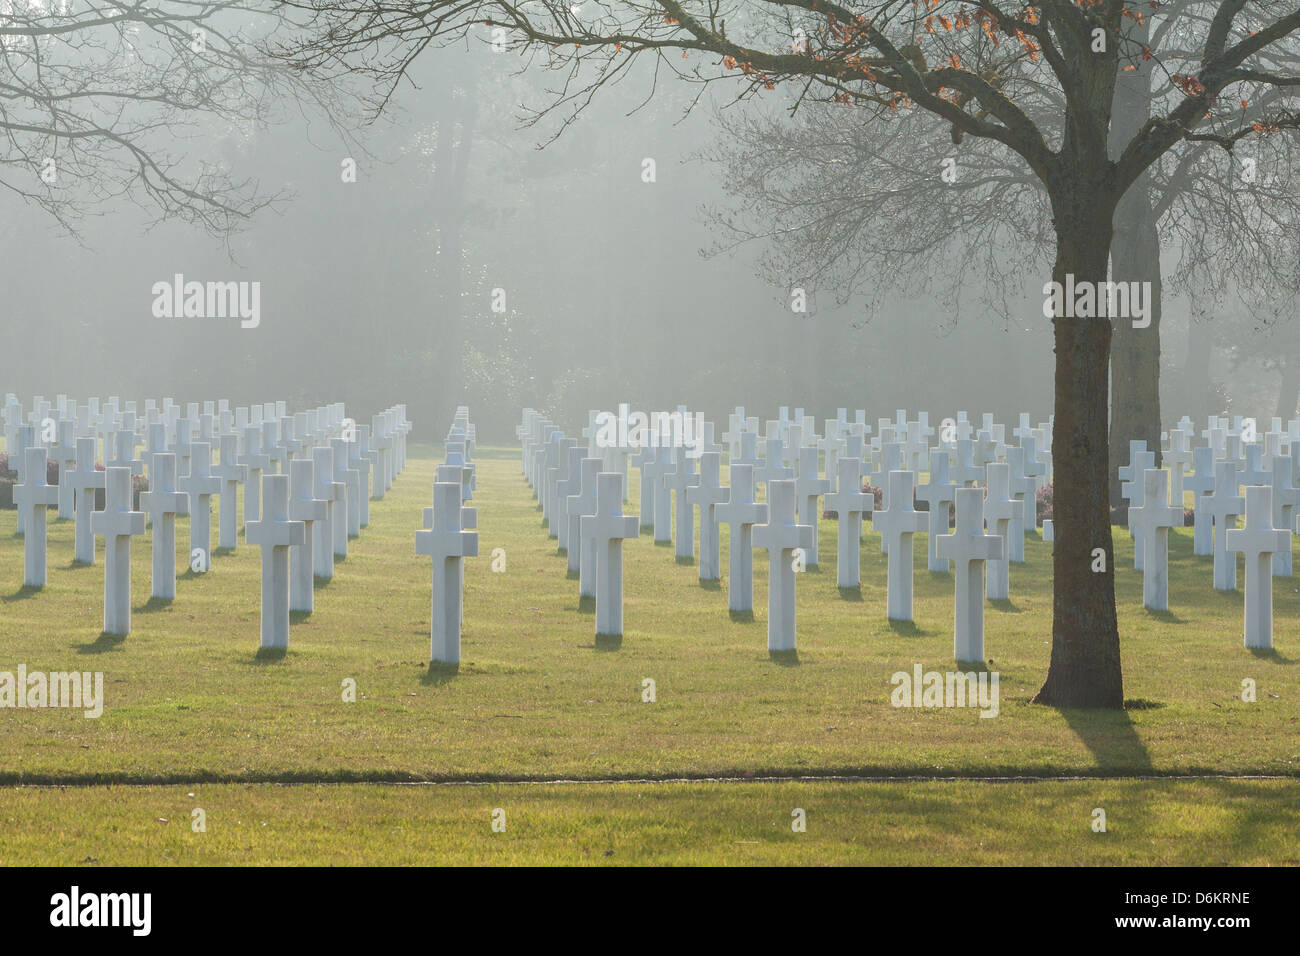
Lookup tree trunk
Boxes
[1277,362,1300,422]
[1108,190,1163,505]
[1033,194,1125,710]
[1106,15,1162,506]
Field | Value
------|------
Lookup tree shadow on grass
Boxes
[989,598,1022,614]
[75,631,127,654]
[837,586,864,602]
[133,595,172,613]
[1056,705,1155,774]
[769,649,800,666]
[1,584,41,603]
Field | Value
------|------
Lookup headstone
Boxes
[92,467,146,635]
[213,433,246,550]
[983,463,1017,601]
[825,457,871,588]
[312,447,344,580]
[555,446,586,554]
[1269,454,1296,577]
[416,482,478,664]
[582,473,638,637]
[937,487,1004,662]
[646,446,675,545]
[239,425,270,532]
[1226,486,1291,650]
[1120,446,1156,570]
[917,450,957,572]
[687,452,728,582]
[52,420,78,520]
[331,438,358,554]
[752,480,813,652]
[178,442,221,568]
[1208,460,1245,591]
[715,464,768,613]
[350,425,374,529]
[1187,446,1216,556]
[874,471,929,621]
[67,437,105,564]
[665,446,700,560]
[566,457,602,594]
[246,474,305,651]
[1128,469,1180,611]
[141,452,189,600]
[793,446,831,566]
[15,447,60,586]
[287,459,327,613]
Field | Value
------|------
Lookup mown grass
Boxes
[0,444,1296,784]
[1,779,1296,865]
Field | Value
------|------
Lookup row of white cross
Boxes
[416,408,479,666]
[521,405,1296,659]
[5,393,411,650]
[1119,414,1300,649]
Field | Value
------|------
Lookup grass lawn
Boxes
[1,443,1297,864]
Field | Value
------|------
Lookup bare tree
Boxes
[0,1,340,234]
[269,0,1300,708]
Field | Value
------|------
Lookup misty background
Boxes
[0,46,1281,442]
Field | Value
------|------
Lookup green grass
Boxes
[1,779,1297,866]
[1,444,1297,863]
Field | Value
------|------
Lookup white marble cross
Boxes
[1208,460,1246,591]
[555,446,587,556]
[239,425,270,532]
[1226,486,1292,650]
[917,450,957,572]
[330,438,358,557]
[580,472,638,637]
[213,433,246,551]
[312,446,344,581]
[1269,454,1296,577]
[141,452,189,600]
[937,486,1004,662]
[687,452,729,582]
[288,459,327,614]
[825,456,871,589]
[1165,428,1193,507]
[52,420,78,519]
[67,437,105,564]
[417,481,478,664]
[15,447,60,587]
[631,446,657,532]
[874,471,930,621]
[350,425,374,529]
[793,446,830,566]
[566,457,602,594]
[1128,469,1181,611]
[92,467,146,635]
[178,442,221,568]
[1120,446,1156,570]
[755,436,794,495]
[715,463,768,613]
[665,446,700,561]
[983,463,1017,601]
[1187,446,1217,556]
[1005,446,1034,564]
[753,479,813,652]
[247,474,305,652]
[643,445,675,544]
